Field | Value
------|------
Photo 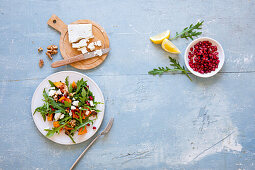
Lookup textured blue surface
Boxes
[0,0,255,169]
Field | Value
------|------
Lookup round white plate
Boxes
[31,71,105,145]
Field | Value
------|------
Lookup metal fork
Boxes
[70,118,114,170]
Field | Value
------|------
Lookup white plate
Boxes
[31,71,105,145]
[184,37,225,78]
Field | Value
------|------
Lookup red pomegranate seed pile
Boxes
[188,41,220,74]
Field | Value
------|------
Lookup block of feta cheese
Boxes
[94,49,103,56]
[77,46,88,54]
[68,24,93,43]
[94,40,102,47]
[72,39,88,48]
[87,42,95,51]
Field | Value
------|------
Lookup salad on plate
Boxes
[33,76,102,143]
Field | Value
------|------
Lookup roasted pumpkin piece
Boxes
[53,121,60,128]
[47,114,54,121]
[58,96,72,103]
[78,126,87,135]
[72,81,77,89]
[53,81,64,88]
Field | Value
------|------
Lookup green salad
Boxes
[33,76,102,143]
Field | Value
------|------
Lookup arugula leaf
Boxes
[70,117,92,134]
[48,80,56,88]
[170,21,204,40]
[76,78,88,93]
[42,89,65,112]
[76,111,83,124]
[64,101,71,108]
[33,105,48,121]
[81,88,86,98]
[45,122,68,137]
[148,57,192,81]
[69,85,73,93]
[65,76,69,87]
[69,135,76,143]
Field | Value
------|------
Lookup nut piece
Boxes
[46,45,58,59]
[69,120,76,128]
[51,50,58,55]
[39,59,44,68]
[38,47,43,52]
[52,45,58,50]
[46,52,53,60]
[47,45,52,50]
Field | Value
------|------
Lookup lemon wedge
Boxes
[150,30,170,44]
[161,39,181,54]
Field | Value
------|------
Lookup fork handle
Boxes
[70,134,102,170]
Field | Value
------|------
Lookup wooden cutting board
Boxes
[47,14,110,70]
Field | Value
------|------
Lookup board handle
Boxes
[47,14,67,34]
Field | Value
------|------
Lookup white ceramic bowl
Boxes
[184,37,225,78]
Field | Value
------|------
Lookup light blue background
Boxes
[0,0,255,169]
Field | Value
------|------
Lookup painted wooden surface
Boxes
[0,0,255,169]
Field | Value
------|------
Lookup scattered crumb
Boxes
[38,47,43,52]
[39,59,44,68]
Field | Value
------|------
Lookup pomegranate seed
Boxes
[93,126,96,130]
[188,41,220,74]
[87,123,90,126]
[89,96,93,100]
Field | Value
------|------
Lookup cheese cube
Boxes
[72,39,88,48]
[68,24,93,43]
[77,47,88,54]
[94,40,102,47]
[94,49,103,56]
[88,42,95,51]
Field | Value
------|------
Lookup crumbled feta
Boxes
[94,40,102,46]
[85,110,90,116]
[77,46,88,54]
[79,107,82,110]
[88,42,95,51]
[48,90,56,97]
[69,110,72,117]
[89,100,94,106]
[72,101,79,106]
[60,114,64,119]
[54,112,62,121]
[55,89,62,95]
[72,39,88,48]
[89,115,96,120]
[68,24,93,43]
[71,106,76,110]
[94,49,103,56]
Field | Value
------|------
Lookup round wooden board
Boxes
[48,15,109,70]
